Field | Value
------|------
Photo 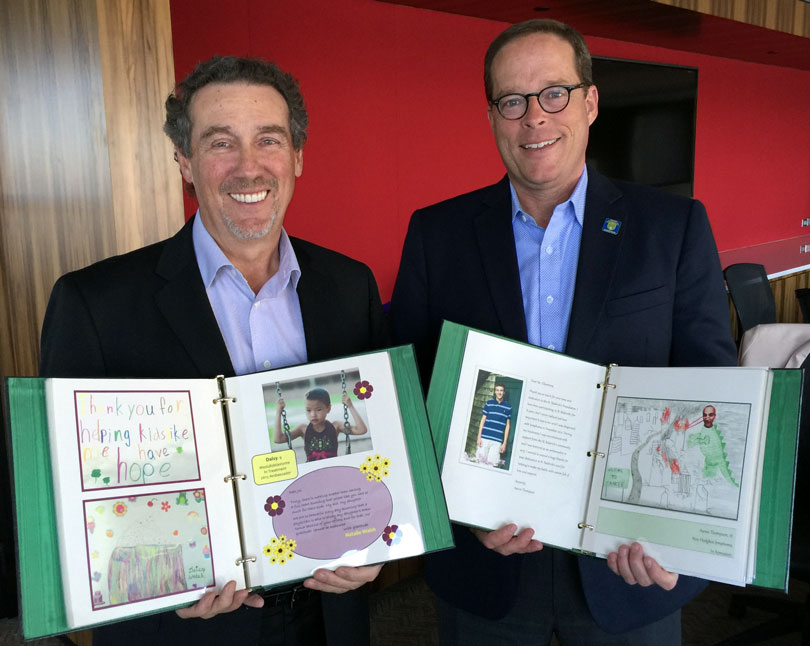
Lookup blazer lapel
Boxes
[565,169,627,358]
[153,218,235,377]
[473,177,528,343]
[293,240,335,362]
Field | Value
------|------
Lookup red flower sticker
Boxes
[354,380,373,400]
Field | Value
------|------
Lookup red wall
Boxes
[169,0,810,300]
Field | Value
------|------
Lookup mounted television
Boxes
[586,57,698,197]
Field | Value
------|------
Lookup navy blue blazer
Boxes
[390,169,737,634]
[40,216,388,645]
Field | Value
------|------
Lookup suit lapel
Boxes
[566,170,626,358]
[473,178,528,343]
[292,239,334,362]
[154,218,235,377]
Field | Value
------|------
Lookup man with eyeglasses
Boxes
[391,18,735,645]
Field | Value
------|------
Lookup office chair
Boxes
[723,263,777,332]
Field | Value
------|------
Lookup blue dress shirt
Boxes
[192,214,307,376]
[511,168,587,352]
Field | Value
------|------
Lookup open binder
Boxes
[6,346,452,639]
[427,322,800,589]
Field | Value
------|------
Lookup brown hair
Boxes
[484,19,593,101]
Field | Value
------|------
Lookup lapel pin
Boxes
[602,218,622,235]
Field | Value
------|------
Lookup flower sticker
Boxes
[193,490,205,503]
[359,455,392,481]
[264,535,296,565]
[265,495,285,517]
[112,502,127,517]
[353,380,374,400]
[382,524,403,547]
[161,501,171,512]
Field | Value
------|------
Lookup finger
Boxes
[176,588,219,619]
[472,523,518,550]
[471,525,543,556]
[177,580,242,619]
[304,564,383,593]
[626,543,653,587]
[606,550,620,577]
[242,592,265,608]
[613,544,637,585]
[643,555,679,591]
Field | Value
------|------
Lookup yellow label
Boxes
[252,450,297,485]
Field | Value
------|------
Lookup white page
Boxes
[582,366,770,585]
[46,378,245,629]
[439,331,605,549]
[226,352,425,587]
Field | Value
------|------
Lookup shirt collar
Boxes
[509,165,588,227]
[191,212,301,292]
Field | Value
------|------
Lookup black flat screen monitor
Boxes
[587,57,698,197]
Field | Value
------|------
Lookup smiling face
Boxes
[305,399,332,430]
[488,33,597,204]
[177,82,303,248]
[494,385,505,402]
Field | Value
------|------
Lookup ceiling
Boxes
[379,0,810,71]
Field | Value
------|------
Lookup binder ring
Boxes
[224,474,246,482]
[577,523,594,530]
[586,450,605,458]
[236,556,257,565]
[213,396,237,404]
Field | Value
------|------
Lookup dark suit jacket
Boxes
[390,169,737,634]
[40,216,388,644]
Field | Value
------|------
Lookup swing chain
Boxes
[340,370,352,455]
[276,381,292,450]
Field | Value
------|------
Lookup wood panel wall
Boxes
[0,0,180,638]
[654,0,810,38]
[0,0,182,381]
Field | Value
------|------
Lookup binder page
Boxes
[582,366,770,585]
[226,351,425,588]
[438,330,605,550]
[45,378,245,629]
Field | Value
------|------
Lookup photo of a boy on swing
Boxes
[265,368,372,463]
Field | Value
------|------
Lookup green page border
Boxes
[5,377,67,638]
[389,345,453,552]
[752,369,802,591]
[425,322,470,465]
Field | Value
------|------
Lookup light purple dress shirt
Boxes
[192,214,307,376]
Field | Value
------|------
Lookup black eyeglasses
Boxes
[490,84,587,120]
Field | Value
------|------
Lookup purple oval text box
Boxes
[273,466,393,559]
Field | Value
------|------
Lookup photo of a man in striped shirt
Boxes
[476,382,513,468]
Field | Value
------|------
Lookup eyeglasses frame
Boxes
[490,83,588,120]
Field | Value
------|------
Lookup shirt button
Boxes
[545,246,553,255]
[546,295,554,304]
[263,360,272,369]
[254,302,260,308]
[547,344,556,351]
